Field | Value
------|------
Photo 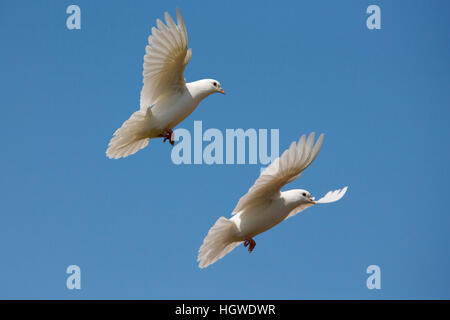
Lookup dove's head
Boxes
[294,189,316,204]
[209,79,225,95]
[196,79,225,95]
[190,79,225,100]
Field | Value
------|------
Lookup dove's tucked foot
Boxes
[244,237,256,253]
[159,128,175,146]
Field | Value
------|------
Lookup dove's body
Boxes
[230,190,301,239]
[146,80,214,137]
[194,192,302,267]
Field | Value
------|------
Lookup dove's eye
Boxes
[213,82,218,87]
[302,192,306,197]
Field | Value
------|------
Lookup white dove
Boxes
[198,132,348,268]
[106,8,225,159]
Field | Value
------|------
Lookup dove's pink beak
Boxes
[309,198,316,204]
[219,88,226,95]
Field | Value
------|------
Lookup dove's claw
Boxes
[244,237,256,253]
[160,128,175,146]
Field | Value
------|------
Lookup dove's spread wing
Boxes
[284,186,348,219]
[232,133,324,214]
[140,8,191,110]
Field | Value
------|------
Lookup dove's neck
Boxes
[186,80,215,102]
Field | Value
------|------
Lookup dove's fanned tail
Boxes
[106,109,151,159]
[198,217,242,269]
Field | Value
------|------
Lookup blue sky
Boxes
[0,0,449,299]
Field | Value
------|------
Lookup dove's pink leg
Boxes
[159,128,175,146]
[244,237,256,253]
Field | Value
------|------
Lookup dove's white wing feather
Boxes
[284,186,348,219]
[140,8,191,111]
[316,186,348,204]
[232,133,324,214]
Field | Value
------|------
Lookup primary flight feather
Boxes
[197,132,348,269]
[106,8,225,159]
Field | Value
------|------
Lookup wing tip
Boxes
[341,186,349,196]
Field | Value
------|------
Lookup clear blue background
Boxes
[1,0,449,299]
